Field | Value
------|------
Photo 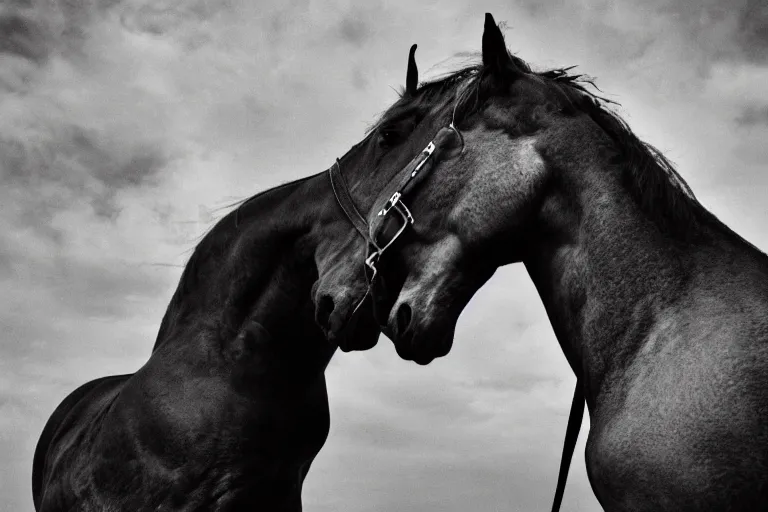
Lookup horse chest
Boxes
[583,344,768,512]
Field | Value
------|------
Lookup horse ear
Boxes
[406,44,418,96]
[482,13,521,79]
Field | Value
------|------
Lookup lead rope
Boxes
[551,380,584,512]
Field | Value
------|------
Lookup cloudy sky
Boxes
[1,0,767,510]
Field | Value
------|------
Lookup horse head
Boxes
[325,13,620,364]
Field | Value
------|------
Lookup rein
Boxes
[551,381,584,512]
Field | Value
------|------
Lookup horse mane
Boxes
[545,71,707,237]
[371,54,730,240]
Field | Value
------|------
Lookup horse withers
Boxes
[325,13,768,512]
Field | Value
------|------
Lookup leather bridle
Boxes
[328,122,462,322]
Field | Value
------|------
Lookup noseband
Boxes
[329,122,462,322]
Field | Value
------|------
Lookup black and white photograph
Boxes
[3,1,768,510]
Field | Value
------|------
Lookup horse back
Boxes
[32,373,131,511]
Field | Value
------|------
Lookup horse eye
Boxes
[378,129,400,148]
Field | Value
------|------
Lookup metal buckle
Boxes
[372,202,413,254]
[413,141,436,175]
[365,200,415,284]
[378,191,402,217]
[394,202,414,224]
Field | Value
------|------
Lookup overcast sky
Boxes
[1,1,767,511]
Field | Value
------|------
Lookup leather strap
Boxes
[551,381,584,512]
[367,126,460,242]
[329,159,370,240]
[329,123,461,329]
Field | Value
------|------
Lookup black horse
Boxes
[324,13,768,512]
[31,99,395,509]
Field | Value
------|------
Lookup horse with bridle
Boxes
[325,13,768,512]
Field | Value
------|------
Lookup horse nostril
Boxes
[396,302,412,336]
[316,295,335,332]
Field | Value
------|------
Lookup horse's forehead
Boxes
[465,128,541,172]
[445,130,544,237]
[465,134,543,206]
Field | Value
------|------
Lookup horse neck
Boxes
[153,172,336,377]
[523,156,735,410]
